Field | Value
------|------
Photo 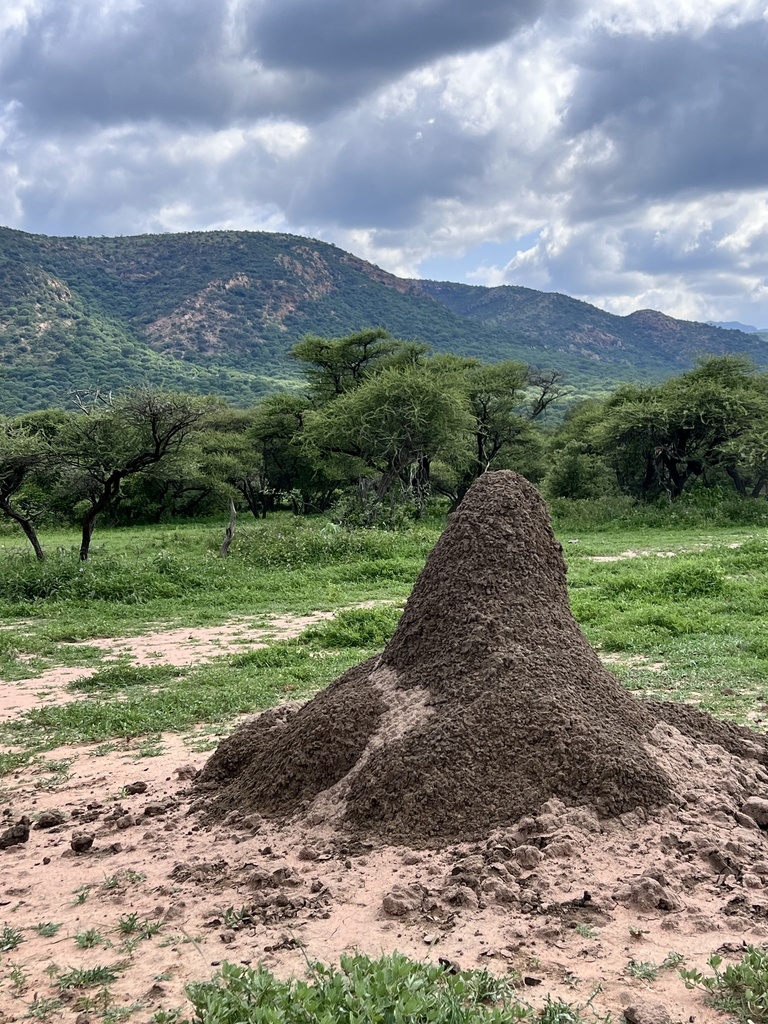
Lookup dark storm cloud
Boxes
[0,0,553,131]
[284,110,496,229]
[560,18,768,214]
[248,0,546,77]
[1,1,239,128]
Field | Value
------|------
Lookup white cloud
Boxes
[0,0,767,326]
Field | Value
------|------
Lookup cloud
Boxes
[559,18,768,215]
[1,0,767,326]
[0,0,555,130]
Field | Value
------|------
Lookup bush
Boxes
[0,550,208,604]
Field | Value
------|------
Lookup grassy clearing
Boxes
[0,508,766,764]
[0,606,401,754]
[568,537,768,723]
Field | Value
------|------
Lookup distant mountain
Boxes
[1,226,765,414]
[707,320,768,333]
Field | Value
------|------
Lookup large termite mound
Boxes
[197,470,764,845]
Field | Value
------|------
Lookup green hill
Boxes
[0,226,764,413]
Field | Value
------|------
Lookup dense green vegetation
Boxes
[185,953,547,1024]
[2,332,768,567]
[2,226,765,413]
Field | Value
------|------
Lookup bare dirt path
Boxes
[1,728,764,1024]
[0,612,337,723]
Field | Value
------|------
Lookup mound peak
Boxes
[197,471,755,845]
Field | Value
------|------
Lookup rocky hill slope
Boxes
[1,226,763,412]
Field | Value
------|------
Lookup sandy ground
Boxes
[0,613,338,724]
[2,624,767,1024]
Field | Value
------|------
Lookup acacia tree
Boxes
[291,328,429,403]
[302,364,472,520]
[429,357,555,506]
[596,357,760,500]
[58,388,209,560]
[0,423,48,560]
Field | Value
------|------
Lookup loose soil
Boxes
[3,473,768,1024]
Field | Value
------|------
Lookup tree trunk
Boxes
[725,464,747,497]
[0,496,45,561]
[220,501,237,557]
[80,473,122,560]
[79,513,98,561]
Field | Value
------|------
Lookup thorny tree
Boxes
[59,388,208,560]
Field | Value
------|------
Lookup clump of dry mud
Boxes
[197,470,767,846]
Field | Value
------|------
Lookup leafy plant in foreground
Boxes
[681,947,768,1024]
[186,952,533,1024]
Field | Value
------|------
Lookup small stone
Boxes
[219,930,236,944]
[742,872,763,889]
[33,810,65,830]
[624,998,671,1024]
[741,797,768,826]
[71,831,95,853]
[115,814,135,830]
[143,802,167,817]
[423,933,438,944]
[297,846,319,861]
[43,856,51,865]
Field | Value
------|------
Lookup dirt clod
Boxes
[33,809,65,830]
[624,999,672,1024]
[70,830,95,852]
[0,816,31,848]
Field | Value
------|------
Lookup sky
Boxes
[1,0,767,327]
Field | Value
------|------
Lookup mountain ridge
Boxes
[0,225,764,413]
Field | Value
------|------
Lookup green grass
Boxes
[75,928,103,949]
[567,536,768,724]
[56,964,127,989]
[0,924,24,951]
[0,509,767,764]
[33,922,62,938]
[185,953,535,1024]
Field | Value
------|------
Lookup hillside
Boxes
[0,226,764,413]
[412,279,766,371]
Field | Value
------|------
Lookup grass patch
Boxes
[57,963,127,989]
[0,924,24,951]
[68,664,186,694]
[0,751,32,775]
[186,952,535,1024]
[33,922,61,938]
